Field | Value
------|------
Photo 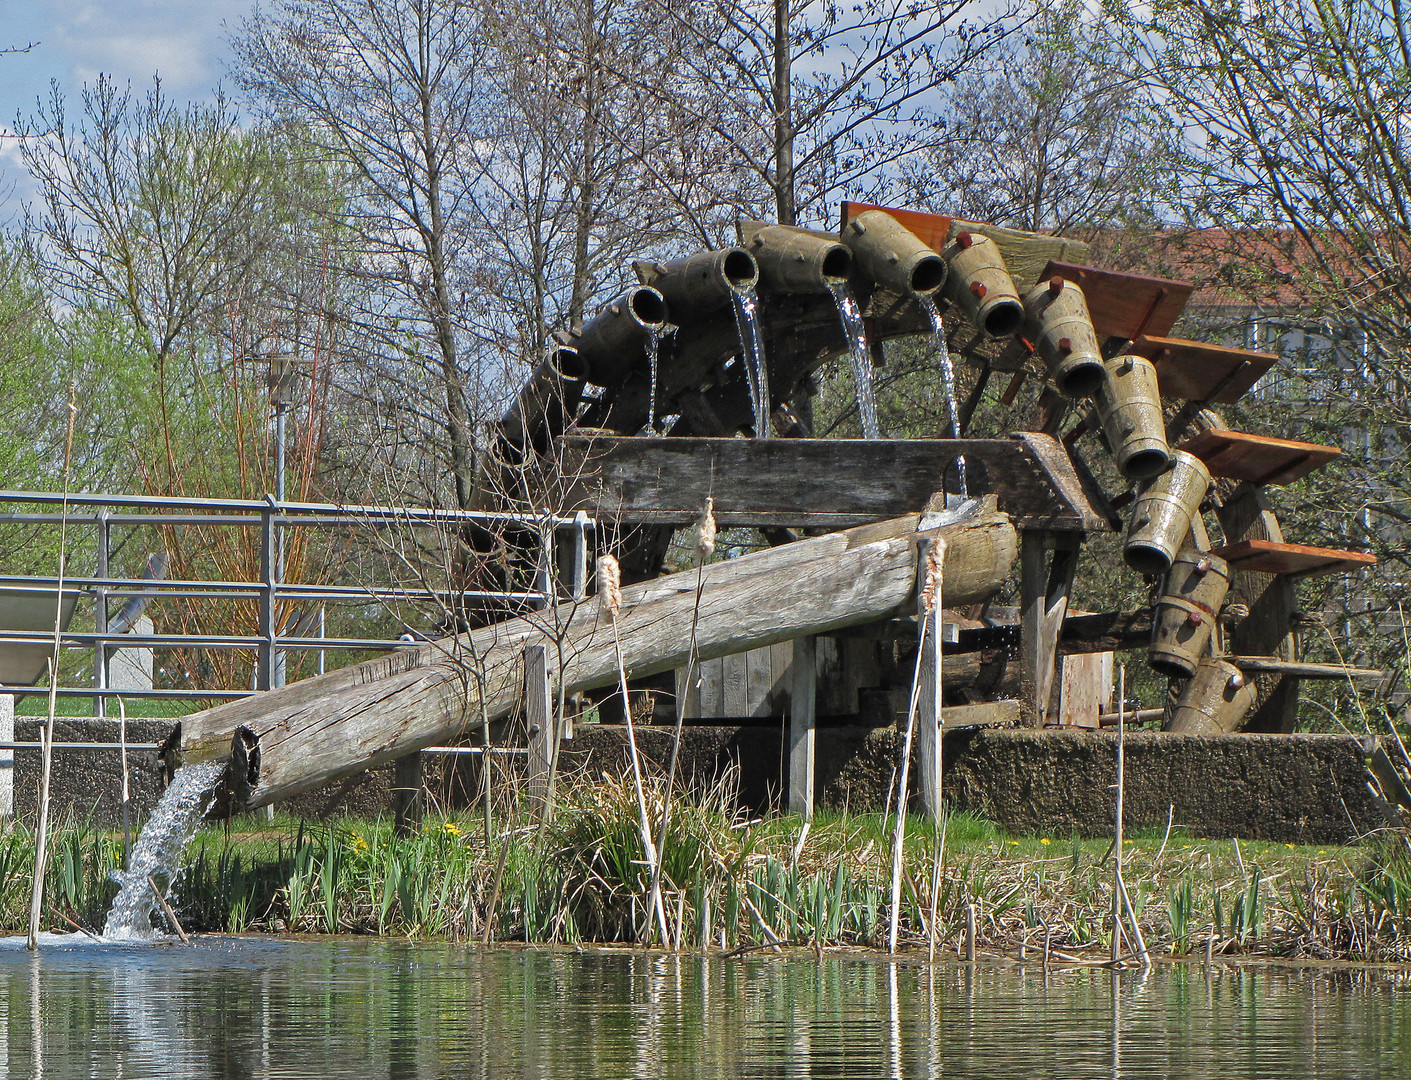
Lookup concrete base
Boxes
[9,719,397,827]
[8,717,1384,845]
[553,725,1383,845]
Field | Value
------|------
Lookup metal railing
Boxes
[0,489,593,722]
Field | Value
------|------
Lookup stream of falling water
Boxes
[643,327,661,435]
[102,762,225,941]
[827,282,881,438]
[731,287,771,437]
[919,296,968,497]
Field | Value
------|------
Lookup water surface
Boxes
[1,937,1408,1078]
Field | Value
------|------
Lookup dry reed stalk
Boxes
[599,554,670,945]
[925,538,945,963]
[27,384,77,951]
[648,497,716,949]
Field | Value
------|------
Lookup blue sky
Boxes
[0,0,252,208]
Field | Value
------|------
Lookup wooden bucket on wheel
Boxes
[1124,450,1212,576]
[1023,276,1105,399]
[1149,549,1230,678]
[1095,353,1170,481]
[1165,657,1257,734]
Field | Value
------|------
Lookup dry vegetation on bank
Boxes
[6,772,1411,965]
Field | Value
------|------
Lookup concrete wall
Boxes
[8,717,1385,845]
[555,725,1384,844]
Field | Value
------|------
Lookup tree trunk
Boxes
[167,506,1017,808]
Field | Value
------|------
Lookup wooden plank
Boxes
[523,643,553,813]
[745,647,774,718]
[1020,534,1079,726]
[941,699,1021,730]
[722,653,749,717]
[675,664,702,721]
[1057,651,1112,729]
[789,636,817,819]
[1229,656,1383,680]
[1041,262,1194,341]
[1131,335,1278,404]
[392,752,424,838]
[174,508,1018,807]
[1177,429,1341,486]
[1211,539,1377,579]
[558,435,1107,533]
[698,656,724,717]
[769,640,794,715]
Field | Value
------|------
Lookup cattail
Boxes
[597,554,622,622]
[694,496,717,563]
[921,537,946,614]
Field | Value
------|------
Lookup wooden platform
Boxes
[1130,335,1279,403]
[557,432,1109,532]
[1211,539,1377,578]
[1178,429,1341,486]
[1040,262,1194,341]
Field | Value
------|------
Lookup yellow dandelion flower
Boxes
[443,821,462,837]
[1040,837,1051,845]
[1008,840,1020,846]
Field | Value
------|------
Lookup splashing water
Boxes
[731,287,772,437]
[642,328,661,436]
[919,296,969,497]
[827,282,881,439]
[103,762,225,941]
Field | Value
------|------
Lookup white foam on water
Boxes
[102,762,225,941]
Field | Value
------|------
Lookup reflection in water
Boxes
[0,938,1410,1078]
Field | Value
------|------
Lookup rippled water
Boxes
[1,939,1408,1078]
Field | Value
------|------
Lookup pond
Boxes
[1,936,1409,1078]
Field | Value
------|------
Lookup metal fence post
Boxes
[93,509,110,720]
[258,502,276,692]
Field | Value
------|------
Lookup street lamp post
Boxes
[264,355,306,690]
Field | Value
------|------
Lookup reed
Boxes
[9,792,1411,964]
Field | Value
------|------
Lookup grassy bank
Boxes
[5,773,1411,964]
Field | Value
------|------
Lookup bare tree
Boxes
[639,0,1025,230]
[915,1,1179,238]
[235,0,489,509]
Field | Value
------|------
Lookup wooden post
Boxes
[916,539,944,818]
[523,643,553,813]
[392,753,423,838]
[788,636,816,819]
[1020,532,1078,725]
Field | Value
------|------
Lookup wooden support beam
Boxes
[1228,656,1382,681]
[171,507,1018,808]
[788,636,816,819]
[392,753,424,838]
[1020,533,1080,726]
[558,433,1107,533]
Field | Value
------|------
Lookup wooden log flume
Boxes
[164,502,1017,808]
